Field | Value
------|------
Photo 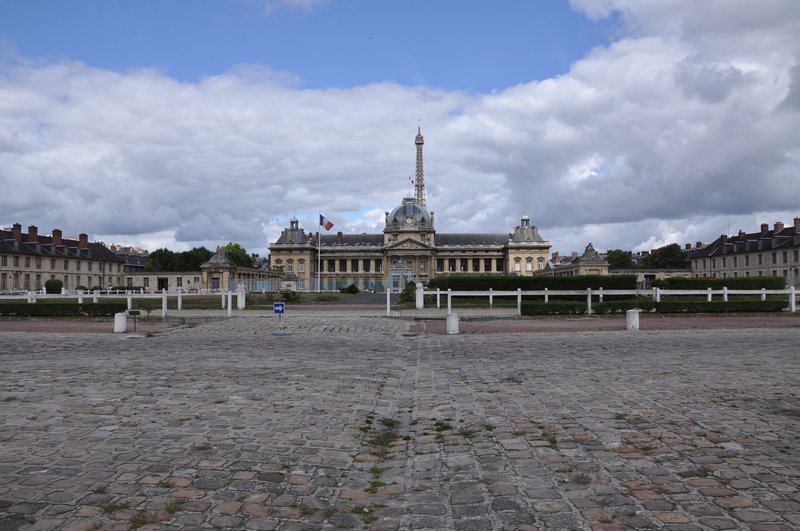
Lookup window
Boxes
[437,259,444,272]
[771,252,777,264]
[64,260,69,270]
[1,255,5,266]
[795,250,799,262]
[745,255,750,266]
[127,278,133,287]
[420,260,427,273]
[484,259,492,272]
[722,257,726,268]
[177,277,183,287]
[538,258,545,270]
[460,259,468,272]
[36,258,41,268]
[143,278,149,287]
[733,256,737,267]
[711,259,716,268]
[76,260,81,271]
[526,260,532,272]
[375,259,382,273]
[514,258,521,272]
[117,264,121,273]
[327,259,335,272]
[14,256,19,267]
[782,251,788,263]
[287,260,293,272]
[299,261,305,273]
[449,259,456,272]
[88,261,93,271]
[472,259,480,272]
[363,260,370,272]
[339,259,347,272]
[758,254,763,265]
[25,257,30,268]
[350,259,359,272]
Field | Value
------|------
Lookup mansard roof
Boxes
[436,233,511,246]
[0,227,124,262]
[692,222,800,258]
[320,233,384,247]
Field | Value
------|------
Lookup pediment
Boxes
[386,237,433,250]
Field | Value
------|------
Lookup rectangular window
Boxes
[287,262,293,272]
[375,259,382,273]
[25,257,30,268]
[472,259,480,272]
[526,261,533,272]
[420,260,427,273]
[327,259,335,272]
[745,271,750,277]
[436,259,444,272]
[484,259,492,272]
[782,251,788,263]
[745,255,750,266]
[514,261,521,272]
[76,260,81,271]
[772,252,777,264]
[795,250,799,262]
[36,258,41,268]
[722,257,726,268]
[460,259,468,272]
[339,259,347,272]
[14,256,19,267]
[496,259,504,271]
[732,256,737,267]
[299,262,305,273]
[711,259,716,268]
[177,277,183,287]
[127,278,133,287]
[758,254,763,265]
[1,255,6,266]
[449,259,456,272]
[64,260,69,270]
[143,278,149,287]
[350,259,359,272]
[363,259,370,272]
[88,261,93,271]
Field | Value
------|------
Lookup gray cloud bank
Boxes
[1,0,799,256]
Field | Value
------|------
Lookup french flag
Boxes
[319,214,334,231]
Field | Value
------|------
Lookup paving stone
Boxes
[1,319,799,530]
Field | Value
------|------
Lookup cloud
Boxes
[247,0,328,15]
[1,1,799,257]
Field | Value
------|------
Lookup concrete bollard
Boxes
[626,309,640,331]
[237,287,246,310]
[447,313,460,335]
[415,282,424,310]
[113,312,127,333]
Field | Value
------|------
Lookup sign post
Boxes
[273,301,287,335]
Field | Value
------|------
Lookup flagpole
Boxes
[317,214,321,293]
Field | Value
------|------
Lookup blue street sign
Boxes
[273,302,285,314]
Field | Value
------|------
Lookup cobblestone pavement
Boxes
[1,316,799,530]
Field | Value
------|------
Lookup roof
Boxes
[436,233,510,246]
[201,247,236,269]
[692,224,800,258]
[0,228,125,263]
[320,233,384,247]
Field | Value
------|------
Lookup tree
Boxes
[223,242,254,268]
[606,249,635,270]
[640,243,690,269]
[175,247,213,270]
[145,248,176,271]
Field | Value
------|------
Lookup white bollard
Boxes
[386,287,391,317]
[227,291,233,317]
[113,312,127,333]
[626,309,640,331]
[161,289,167,318]
[446,313,460,334]
[177,289,182,310]
[221,292,226,309]
[127,296,132,310]
[93,290,99,304]
[237,287,246,310]
[415,282,424,310]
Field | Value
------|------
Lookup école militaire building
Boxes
[268,129,552,291]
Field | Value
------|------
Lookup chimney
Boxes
[79,233,89,249]
[696,241,702,248]
[552,251,560,261]
[761,223,769,235]
[336,231,343,244]
[738,230,745,237]
[685,243,691,250]
[571,251,578,259]
[12,223,22,242]
[52,229,62,246]
[27,225,38,242]
[795,217,800,231]
[720,234,727,244]
[774,221,784,232]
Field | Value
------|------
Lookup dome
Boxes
[386,197,433,229]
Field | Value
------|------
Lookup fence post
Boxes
[127,295,132,310]
[587,288,592,315]
[78,294,83,304]
[517,288,522,316]
[723,286,728,302]
[544,287,548,304]
[415,282,424,310]
[161,289,168,318]
[489,288,493,309]
[447,288,452,315]
[436,288,441,309]
[93,290,99,304]
[177,289,183,311]
[790,286,796,313]
[221,292,226,309]
[598,287,604,303]
[653,286,658,303]
[227,291,232,317]
[707,287,712,302]
[761,288,766,301]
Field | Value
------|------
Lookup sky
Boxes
[1,0,800,257]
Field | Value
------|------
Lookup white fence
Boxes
[415,285,798,316]
[0,288,248,318]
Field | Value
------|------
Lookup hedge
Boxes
[428,274,637,291]
[651,276,785,290]
[0,302,127,317]
[654,300,789,313]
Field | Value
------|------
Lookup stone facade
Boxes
[546,243,609,276]
[687,218,800,287]
[0,223,126,292]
